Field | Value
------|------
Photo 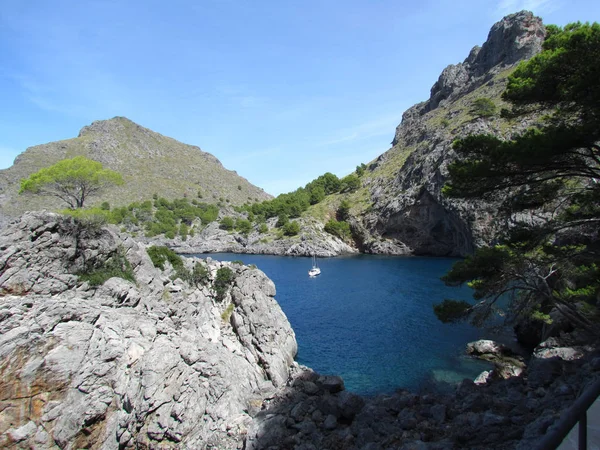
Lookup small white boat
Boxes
[308,255,321,277]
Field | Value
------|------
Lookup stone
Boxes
[323,414,337,430]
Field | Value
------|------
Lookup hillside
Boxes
[0,117,271,222]
[303,11,547,257]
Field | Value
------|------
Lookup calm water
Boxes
[196,253,491,396]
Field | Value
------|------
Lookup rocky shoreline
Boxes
[1,212,599,449]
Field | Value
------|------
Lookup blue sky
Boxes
[1,0,599,195]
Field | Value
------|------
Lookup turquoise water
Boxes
[198,253,491,396]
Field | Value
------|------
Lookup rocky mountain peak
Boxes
[428,10,545,111]
[77,116,145,138]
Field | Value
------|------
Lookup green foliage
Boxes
[337,200,351,221]
[248,172,343,221]
[324,219,351,241]
[179,222,189,241]
[191,262,210,286]
[100,201,110,211]
[433,300,472,323]
[214,267,235,301]
[61,207,109,229]
[19,156,124,209]
[355,163,367,177]
[471,97,497,118]
[276,213,289,228]
[258,223,269,234]
[282,221,300,236]
[147,245,184,271]
[221,302,235,321]
[235,218,252,235]
[220,216,235,230]
[437,22,600,334]
[78,248,135,287]
[340,174,361,193]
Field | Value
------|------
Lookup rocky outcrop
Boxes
[0,211,296,449]
[427,11,545,112]
[145,218,357,258]
[244,337,600,450]
[358,11,547,256]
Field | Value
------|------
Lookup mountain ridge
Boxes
[0,116,271,223]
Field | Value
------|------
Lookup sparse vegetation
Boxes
[78,248,135,286]
[471,97,497,118]
[214,267,235,301]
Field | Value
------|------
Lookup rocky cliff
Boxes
[0,117,271,221]
[347,11,547,256]
[1,212,599,449]
[0,211,295,449]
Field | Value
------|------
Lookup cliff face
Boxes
[0,117,271,221]
[0,212,295,449]
[355,11,546,256]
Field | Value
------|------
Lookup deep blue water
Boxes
[196,253,492,396]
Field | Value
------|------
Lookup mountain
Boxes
[0,117,271,222]
[313,11,547,256]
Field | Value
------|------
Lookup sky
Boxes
[1,0,599,195]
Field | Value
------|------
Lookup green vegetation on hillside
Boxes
[245,169,365,222]
[19,156,124,209]
[435,22,600,334]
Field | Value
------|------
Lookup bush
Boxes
[340,174,360,193]
[276,213,289,228]
[100,201,110,211]
[220,216,235,230]
[258,223,269,234]
[235,219,252,235]
[282,221,300,236]
[191,262,210,286]
[147,246,184,271]
[221,302,235,321]
[214,267,235,301]
[179,223,189,241]
[78,248,135,286]
[471,97,497,118]
[337,200,351,221]
[324,219,351,240]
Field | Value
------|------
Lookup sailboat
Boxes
[308,255,321,277]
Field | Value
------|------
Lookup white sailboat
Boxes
[308,255,321,277]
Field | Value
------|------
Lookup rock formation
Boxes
[0,211,295,448]
[352,11,547,256]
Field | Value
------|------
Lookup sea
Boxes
[192,253,494,396]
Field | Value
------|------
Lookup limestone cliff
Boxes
[0,211,295,449]
[349,11,547,256]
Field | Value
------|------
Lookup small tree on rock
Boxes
[19,156,124,209]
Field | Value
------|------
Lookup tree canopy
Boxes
[19,156,124,209]
[436,22,600,335]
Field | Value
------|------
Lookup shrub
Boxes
[324,219,351,240]
[191,262,210,286]
[78,248,135,286]
[221,302,235,321]
[147,245,184,271]
[179,223,189,241]
[100,201,110,211]
[471,97,497,118]
[282,221,300,236]
[337,200,351,221]
[276,213,289,228]
[220,216,235,230]
[235,219,252,235]
[258,223,269,234]
[214,267,235,301]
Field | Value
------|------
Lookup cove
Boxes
[196,253,492,396]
